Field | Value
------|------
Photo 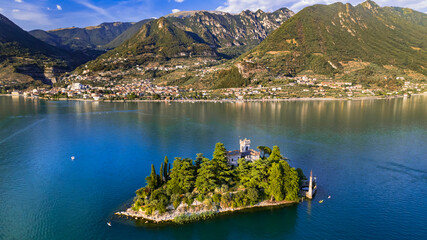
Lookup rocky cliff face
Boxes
[167,8,294,48]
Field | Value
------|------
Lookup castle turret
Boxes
[240,138,251,152]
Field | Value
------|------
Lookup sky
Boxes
[0,0,426,31]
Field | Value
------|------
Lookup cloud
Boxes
[175,0,185,3]
[172,9,181,13]
[74,0,113,19]
[56,5,62,11]
[216,0,334,13]
[216,0,427,13]
[0,8,3,13]
[14,0,23,3]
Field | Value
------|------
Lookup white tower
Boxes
[240,138,251,152]
[308,170,313,199]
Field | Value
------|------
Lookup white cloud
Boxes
[0,8,4,13]
[14,0,23,3]
[216,0,427,13]
[172,9,181,13]
[175,0,185,3]
[56,5,62,11]
[74,0,113,19]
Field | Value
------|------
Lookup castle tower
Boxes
[240,138,251,152]
[308,170,313,199]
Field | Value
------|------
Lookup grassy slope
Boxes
[239,1,426,77]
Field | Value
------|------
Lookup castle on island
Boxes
[226,138,317,199]
[226,138,260,166]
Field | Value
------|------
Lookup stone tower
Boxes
[240,138,251,152]
[308,170,313,199]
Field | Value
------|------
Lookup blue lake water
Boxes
[0,96,426,239]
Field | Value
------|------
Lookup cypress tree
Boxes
[267,162,285,201]
[160,162,164,183]
[195,153,204,170]
[164,156,169,180]
[145,164,158,191]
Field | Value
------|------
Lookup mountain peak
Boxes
[361,0,380,10]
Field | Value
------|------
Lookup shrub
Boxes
[221,192,232,208]
[212,193,221,204]
[247,188,259,204]
[220,184,229,193]
[196,194,204,202]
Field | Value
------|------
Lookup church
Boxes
[226,138,260,167]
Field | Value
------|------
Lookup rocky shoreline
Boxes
[115,200,298,223]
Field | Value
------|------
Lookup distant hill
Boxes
[103,19,154,49]
[0,14,88,86]
[29,22,135,51]
[80,17,218,73]
[234,0,426,82]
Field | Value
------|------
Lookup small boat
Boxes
[319,200,324,203]
[328,195,331,199]
[107,222,111,227]
[71,156,75,161]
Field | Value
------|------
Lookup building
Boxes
[300,170,317,199]
[226,138,260,167]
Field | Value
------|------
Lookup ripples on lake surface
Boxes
[0,96,426,239]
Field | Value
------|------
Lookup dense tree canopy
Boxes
[134,142,303,215]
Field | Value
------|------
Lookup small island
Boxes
[116,139,315,224]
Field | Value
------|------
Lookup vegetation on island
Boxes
[131,143,305,222]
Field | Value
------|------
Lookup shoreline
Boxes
[115,199,298,223]
[2,92,426,103]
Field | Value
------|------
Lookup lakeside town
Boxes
[2,76,426,101]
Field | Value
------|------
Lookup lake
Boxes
[0,96,426,239]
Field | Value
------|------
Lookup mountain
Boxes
[165,8,294,57]
[29,22,135,51]
[103,8,294,56]
[72,8,294,85]
[234,0,426,83]
[0,13,88,86]
[103,19,154,49]
[78,17,218,73]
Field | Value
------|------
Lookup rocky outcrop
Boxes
[167,8,294,48]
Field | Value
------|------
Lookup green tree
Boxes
[195,158,217,194]
[236,158,251,186]
[267,146,284,163]
[195,153,204,170]
[247,158,270,189]
[211,142,233,185]
[145,164,159,191]
[257,146,272,159]
[160,162,164,183]
[267,163,285,201]
[284,166,300,201]
[247,188,259,204]
[163,156,169,181]
[167,158,195,194]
